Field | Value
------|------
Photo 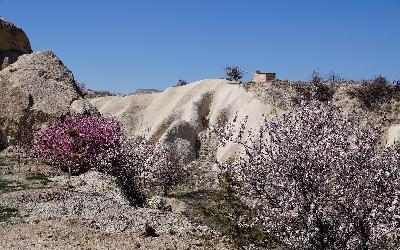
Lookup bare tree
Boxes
[148,146,188,196]
[311,70,322,84]
[324,71,343,83]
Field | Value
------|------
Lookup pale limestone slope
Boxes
[90,79,400,161]
[90,79,275,161]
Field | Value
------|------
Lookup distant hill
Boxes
[130,88,161,95]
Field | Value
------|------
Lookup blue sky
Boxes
[1,0,399,93]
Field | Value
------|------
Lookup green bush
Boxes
[199,173,279,249]
[313,82,335,102]
[351,75,394,109]
[174,79,188,87]
[0,206,19,222]
[294,82,335,103]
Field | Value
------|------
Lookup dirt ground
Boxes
[0,155,230,250]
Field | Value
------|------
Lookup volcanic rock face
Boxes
[0,51,95,121]
[0,17,32,70]
[0,18,97,148]
[0,51,98,149]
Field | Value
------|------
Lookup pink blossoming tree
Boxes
[34,115,188,203]
[34,115,124,175]
[34,115,156,204]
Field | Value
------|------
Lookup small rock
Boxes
[143,224,158,237]
[147,196,186,214]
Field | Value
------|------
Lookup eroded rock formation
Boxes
[0,17,32,70]
[0,18,97,149]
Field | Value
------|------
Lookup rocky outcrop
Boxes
[0,17,32,70]
[0,51,96,119]
[70,98,99,115]
[0,18,99,150]
[148,195,187,214]
[0,51,97,149]
[52,171,130,205]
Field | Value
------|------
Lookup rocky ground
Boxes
[0,155,231,250]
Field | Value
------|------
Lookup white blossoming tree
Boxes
[211,101,399,249]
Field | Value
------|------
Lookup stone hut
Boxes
[252,70,276,83]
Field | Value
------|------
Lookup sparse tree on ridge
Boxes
[224,65,245,82]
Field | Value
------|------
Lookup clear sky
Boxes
[1,0,399,93]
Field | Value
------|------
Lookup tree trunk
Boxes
[68,166,72,188]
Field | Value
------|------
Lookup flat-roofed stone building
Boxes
[252,70,276,83]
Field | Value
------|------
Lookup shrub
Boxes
[107,137,156,204]
[293,70,336,103]
[34,115,124,175]
[311,70,322,84]
[351,75,393,109]
[224,65,244,82]
[324,71,343,83]
[34,115,152,204]
[294,82,335,103]
[148,146,188,196]
[174,79,188,87]
[211,102,400,249]
[0,206,19,222]
[75,80,88,97]
[33,115,190,203]
[312,83,335,102]
[201,173,276,249]
[311,70,344,84]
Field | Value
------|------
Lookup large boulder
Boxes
[52,171,130,205]
[147,195,187,214]
[0,51,96,119]
[0,51,97,148]
[0,18,97,150]
[0,17,32,70]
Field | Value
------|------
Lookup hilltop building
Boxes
[252,70,276,83]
